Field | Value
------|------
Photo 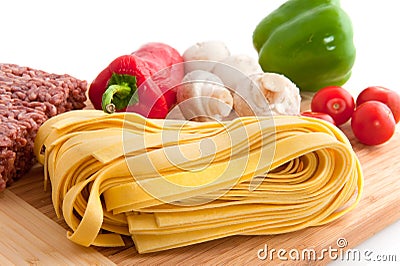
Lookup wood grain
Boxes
[0,184,115,265]
[3,105,400,265]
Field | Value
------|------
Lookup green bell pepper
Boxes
[253,0,356,92]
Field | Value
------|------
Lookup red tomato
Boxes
[356,86,400,123]
[351,101,396,146]
[301,111,336,125]
[311,86,355,126]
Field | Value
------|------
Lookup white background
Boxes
[1,1,399,264]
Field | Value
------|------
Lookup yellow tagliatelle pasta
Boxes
[33,110,363,253]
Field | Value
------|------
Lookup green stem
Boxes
[101,74,138,113]
[101,84,129,113]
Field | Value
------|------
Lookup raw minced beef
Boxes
[0,63,88,191]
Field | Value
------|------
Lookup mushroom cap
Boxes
[183,41,231,73]
[211,54,262,90]
[176,70,233,122]
[233,72,301,117]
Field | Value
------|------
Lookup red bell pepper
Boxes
[88,42,184,118]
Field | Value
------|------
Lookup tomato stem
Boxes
[333,102,340,110]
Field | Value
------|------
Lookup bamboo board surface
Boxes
[1,101,400,265]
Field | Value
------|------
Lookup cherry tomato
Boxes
[356,86,400,123]
[351,101,396,146]
[301,111,336,125]
[311,86,355,126]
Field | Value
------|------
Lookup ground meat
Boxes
[0,64,87,116]
[0,63,88,191]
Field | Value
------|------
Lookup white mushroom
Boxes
[233,72,301,117]
[176,70,233,122]
[211,54,263,89]
[182,41,231,73]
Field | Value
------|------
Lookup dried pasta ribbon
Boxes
[34,110,363,253]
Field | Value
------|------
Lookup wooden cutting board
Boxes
[1,103,400,265]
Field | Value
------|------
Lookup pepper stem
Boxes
[101,73,138,113]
